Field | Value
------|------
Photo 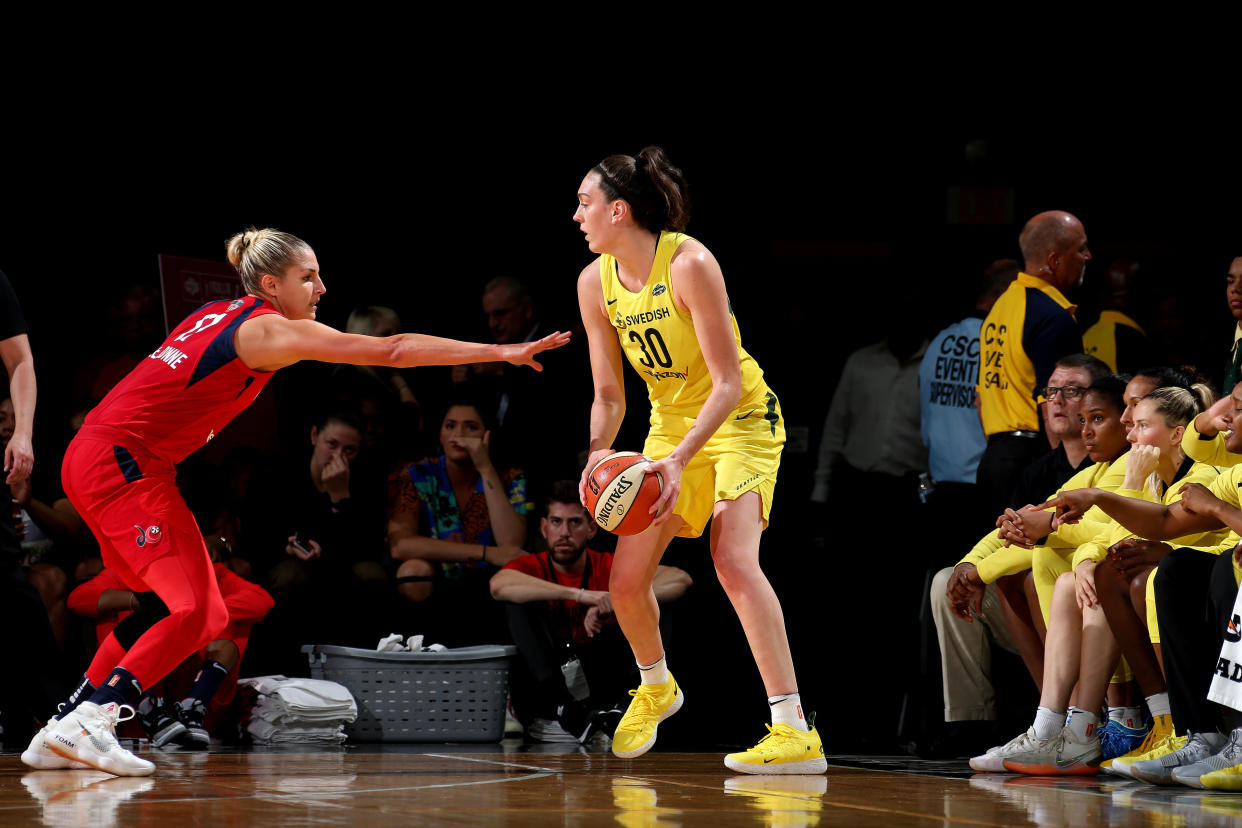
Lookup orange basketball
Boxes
[584,452,664,535]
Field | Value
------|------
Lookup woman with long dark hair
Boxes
[574,148,823,774]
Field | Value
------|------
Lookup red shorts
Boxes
[62,436,203,579]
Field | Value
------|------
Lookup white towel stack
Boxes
[239,675,358,744]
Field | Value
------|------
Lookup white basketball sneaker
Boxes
[21,719,92,770]
[45,702,155,777]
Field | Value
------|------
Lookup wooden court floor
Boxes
[6,744,1242,826]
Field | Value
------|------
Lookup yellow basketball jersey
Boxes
[600,231,770,419]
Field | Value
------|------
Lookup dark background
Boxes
[3,116,1237,749]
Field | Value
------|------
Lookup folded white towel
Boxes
[239,676,357,721]
[247,719,348,744]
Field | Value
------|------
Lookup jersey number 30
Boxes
[629,327,673,369]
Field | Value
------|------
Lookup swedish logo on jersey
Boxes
[652,284,667,297]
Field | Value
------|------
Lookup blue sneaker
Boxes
[1099,718,1150,761]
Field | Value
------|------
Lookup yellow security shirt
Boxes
[977,272,1082,435]
[601,231,770,419]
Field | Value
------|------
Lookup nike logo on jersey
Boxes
[607,298,618,305]
[735,410,758,420]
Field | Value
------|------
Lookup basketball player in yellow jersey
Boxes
[574,147,825,774]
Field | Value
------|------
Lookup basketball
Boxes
[584,452,664,535]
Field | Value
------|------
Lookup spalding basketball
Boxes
[584,452,663,535]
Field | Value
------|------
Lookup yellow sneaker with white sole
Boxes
[724,713,827,775]
[612,674,683,759]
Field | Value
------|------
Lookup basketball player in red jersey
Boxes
[23,228,569,776]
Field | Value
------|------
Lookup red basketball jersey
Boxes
[83,296,283,463]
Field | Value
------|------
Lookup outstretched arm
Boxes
[235,314,569,373]
[1037,486,1221,540]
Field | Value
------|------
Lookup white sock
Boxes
[1033,707,1067,740]
[1146,692,1171,718]
[638,656,668,685]
[1109,705,1143,729]
[768,693,808,731]
[1067,707,1100,741]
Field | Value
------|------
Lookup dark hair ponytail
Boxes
[593,146,690,232]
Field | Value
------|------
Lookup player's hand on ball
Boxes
[646,454,684,526]
[504,330,572,372]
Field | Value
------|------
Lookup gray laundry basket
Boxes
[302,644,516,742]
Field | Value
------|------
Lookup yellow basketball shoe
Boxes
[1202,760,1242,791]
[1101,714,1175,777]
[612,674,684,759]
[724,713,828,775]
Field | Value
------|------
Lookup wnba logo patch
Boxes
[134,524,163,548]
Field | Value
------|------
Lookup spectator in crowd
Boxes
[809,295,929,748]
[490,481,691,743]
[1083,258,1152,374]
[812,326,929,508]
[389,395,529,646]
[919,259,1018,544]
[255,410,391,668]
[976,211,1089,519]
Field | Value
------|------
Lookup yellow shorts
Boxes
[644,392,784,538]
